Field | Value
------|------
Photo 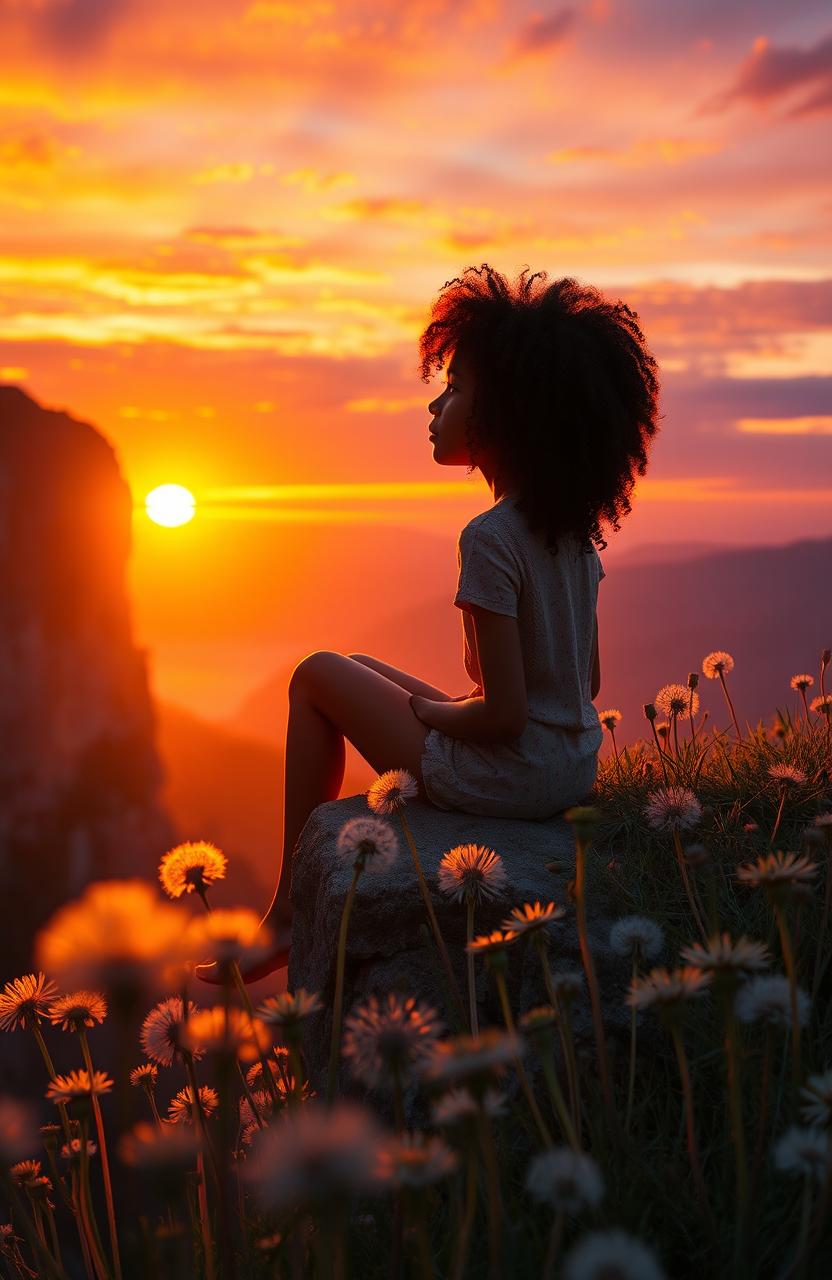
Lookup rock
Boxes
[287,793,637,1122]
[0,385,176,976]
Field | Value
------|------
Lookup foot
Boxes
[195,914,293,986]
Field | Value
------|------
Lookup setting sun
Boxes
[145,483,196,527]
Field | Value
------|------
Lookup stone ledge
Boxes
[287,793,639,1117]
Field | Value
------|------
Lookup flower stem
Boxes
[542,1210,564,1280]
[773,901,802,1088]
[671,829,708,941]
[450,1151,477,1280]
[477,1109,502,1280]
[749,1025,774,1206]
[493,969,552,1148]
[810,847,832,1004]
[398,810,466,1028]
[625,955,638,1134]
[534,937,582,1143]
[326,862,362,1104]
[573,836,617,1138]
[466,898,478,1036]
[769,788,788,849]
[669,1024,715,1242]
[718,670,742,739]
[78,1031,122,1280]
[78,1116,113,1280]
[718,989,748,1275]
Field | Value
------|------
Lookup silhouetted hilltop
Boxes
[0,385,176,973]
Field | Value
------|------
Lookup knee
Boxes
[288,650,341,696]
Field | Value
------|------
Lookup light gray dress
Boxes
[420,494,605,821]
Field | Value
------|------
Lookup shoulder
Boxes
[458,502,519,558]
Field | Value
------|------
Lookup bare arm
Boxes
[590,615,600,701]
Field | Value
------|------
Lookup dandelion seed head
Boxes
[158,841,228,899]
[48,991,107,1032]
[0,974,58,1032]
[735,975,810,1029]
[773,1126,831,1182]
[609,916,665,961]
[366,769,418,814]
[790,674,814,691]
[376,1132,458,1188]
[643,786,702,834]
[680,933,770,975]
[800,1070,832,1128]
[563,1228,666,1280]
[243,1101,387,1211]
[167,1086,219,1125]
[654,683,700,719]
[342,993,442,1088]
[336,817,399,873]
[702,651,734,679]
[46,1070,113,1104]
[437,844,507,905]
[500,901,565,936]
[525,1147,605,1214]
[256,989,323,1030]
[140,998,203,1067]
[626,966,713,1012]
[767,764,807,787]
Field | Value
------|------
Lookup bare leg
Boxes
[266,689,347,924]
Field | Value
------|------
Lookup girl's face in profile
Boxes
[427,348,477,467]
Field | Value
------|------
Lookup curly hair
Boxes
[417,264,661,557]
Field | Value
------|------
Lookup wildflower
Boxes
[800,1070,832,1127]
[790,675,814,691]
[431,1087,506,1127]
[376,1133,458,1188]
[437,844,507,904]
[421,1029,524,1091]
[180,1006,273,1063]
[772,1126,831,1183]
[39,1124,62,1151]
[525,1147,604,1214]
[342,993,443,1087]
[0,973,58,1031]
[366,769,419,814]
[810,694,832,716]
[500,901,565,936]
[702,651,734,679]
[140,998,204,1067]
[563,1228,666,1280]
[167,1086,219,1125]
[735,974,810,1030]
[129,1064,158,1088]
[680,933,770,975]
[119,1120,198,1169]
[626,966,713,1012]
[238,1082,311,1137]
[257,989,323,1033]
[61,1138,97,1162]
[643,786,702,834]
[654,683,700,720]
[609,916,665,962]
[465,929,519,956]
[243,1101,388,1211]
[736,851,818,892]
[158,840,228,900]
[246,1050,290,1092]
[34,881,190,1000]
[598,708,621,731]
[48,991,107,1032]
[184,909,273,969]
[9,1159,43,1185]
[519,1006,559,1036]
[336,817,399,873]
[46,1070,113,1104]
[767,764,807,787]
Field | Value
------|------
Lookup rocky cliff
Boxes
[0,385,176,974]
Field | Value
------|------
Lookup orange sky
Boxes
[1,0,830,719]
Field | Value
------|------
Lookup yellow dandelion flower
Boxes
[256,989,323,1029]
[180,1006,273,1063]
[9,1159,42,1184]
[702,651,734,678]
[46,1070,113,1104]
[0,973,58,1032]
[680,932,770,974]
[790,674,814,691]
[158,841,228,900]
[736,851,818,891]
[626,966,713,1011]
[48,991,107,1032]
[184,908,272,967]
[141,997,204,1066]
[465,929,520,956]
[129,1063,158,1088]
[437,844,507,904]
[366,769,419,814]
[810,694,832,716]
[500,901,565,936]
[599,708,622,730]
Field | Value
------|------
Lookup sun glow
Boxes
[145,484,196,527]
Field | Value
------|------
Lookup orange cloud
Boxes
[548,136,723,166]
[735,416,832,435]
[703,30,832,117]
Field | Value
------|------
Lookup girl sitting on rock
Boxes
[204,263,660,983]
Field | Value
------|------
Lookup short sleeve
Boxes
[597,553,606,582]
[454,517,520,618]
